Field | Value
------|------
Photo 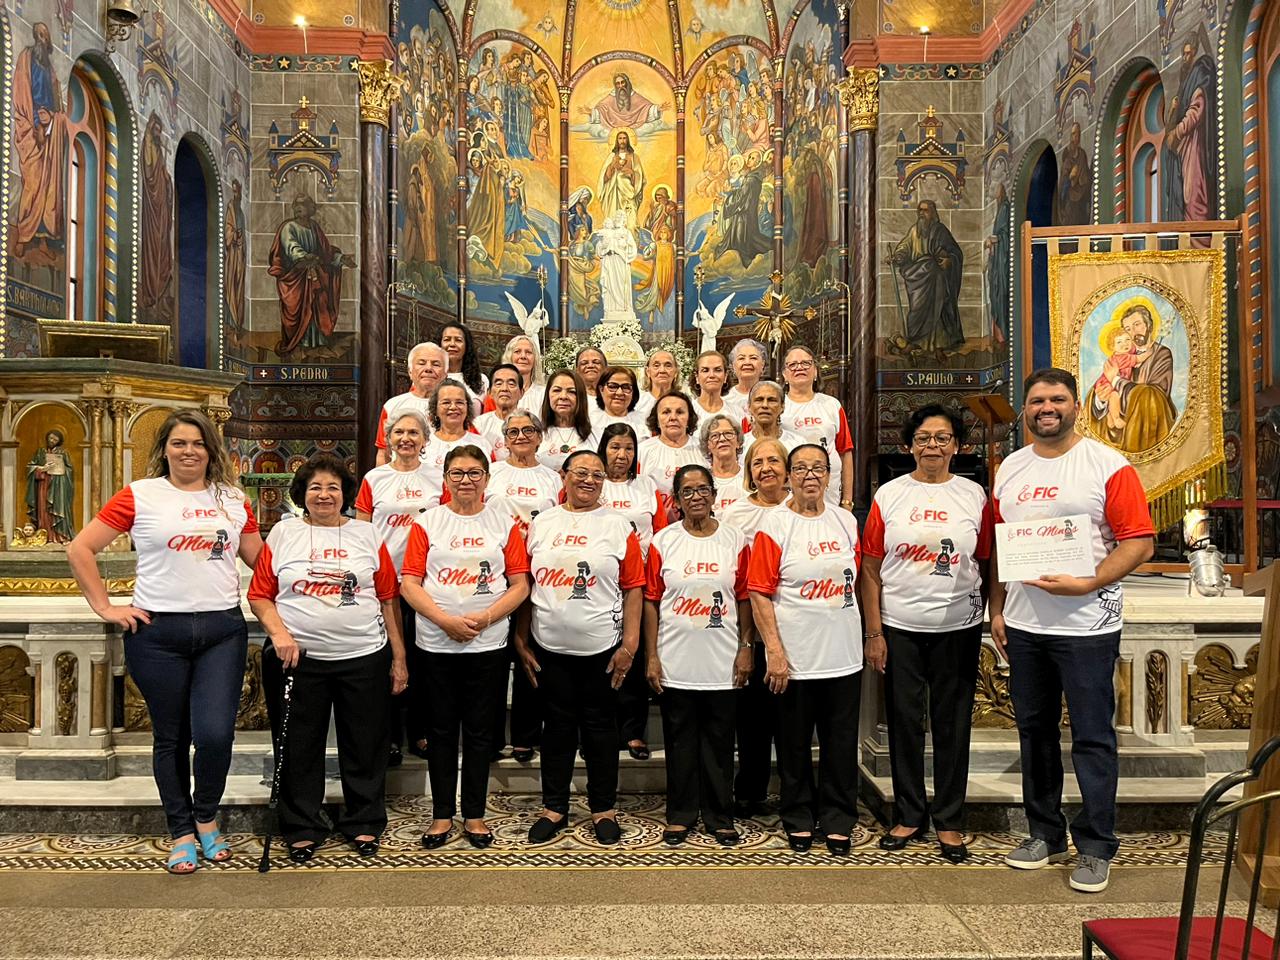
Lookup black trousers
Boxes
[882,623,981,832]
[661,688,736,830]
[775,671,862,836]
[536,641,619,815]
[493,624,543,750]
[616,640,652,746]
[423,647,507,819]
[263,644,391,845]
[734,642,777,804]
[391,598,419,747]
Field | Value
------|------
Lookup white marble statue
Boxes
[594,213,638,321]
[692,292,734,354]
[504,291,550,339]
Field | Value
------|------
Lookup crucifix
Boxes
[734,272,816,378]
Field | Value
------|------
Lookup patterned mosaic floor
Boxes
[0,793,1219,872]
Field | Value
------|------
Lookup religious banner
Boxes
[1049,248,1226,531]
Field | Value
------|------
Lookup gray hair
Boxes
[408,341,446,366]
[502,409,544,433]
[729,338,767,363]
[501,335,546,386]
[748,379,785,402]
[699,413,743,460]
[384,409,431,447]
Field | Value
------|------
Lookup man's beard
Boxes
[1133,333,1149,347]
[1027,408,1076,438]
[614,89,631,111]
[35,41,51,67]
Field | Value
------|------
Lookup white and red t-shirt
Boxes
[421,431,495,482]
[725,386,752,421]
[748,506,863,679]
[98,478,258,613]
[863,474,992,632]
[473,410,511,462]
[525,505,644,656]
[376,391,433,450]
[692,395,734,424]
[638,435,708,496]
[487,460,562,534]
[536,425,599,472]
[400,503,529,655]
[741,427,808,458]
[645,524,750,690]
[992,438,1153,636]
[720,496,789,546]
[784,394,854,504]
[634,391,659,421]
[711,470,748,515]
[599,476,668,551]
[247,519,398,660]
[590,407,650,437]
[354,463,444,570]
[516,382,546,416]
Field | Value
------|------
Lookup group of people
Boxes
[67,330,1154,894]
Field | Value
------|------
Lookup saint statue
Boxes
[594,213,638,321]
[25,429,74,544]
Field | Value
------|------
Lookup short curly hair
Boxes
[646,389,699,439]
[290,453,358,515]
[899,404,967,450]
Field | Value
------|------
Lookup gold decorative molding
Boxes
[1189,643,1257,730]
[126,645,269,732]
[839,66,879,133]
[1116,658,1132,728]
[973,644,1016,728]
[0,577,135,596]
[55,652,77,736]
[353,59,402,128]
[0,647,34,733]
[1146,651,1169,734]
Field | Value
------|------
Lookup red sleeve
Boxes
[97,486,136,532]
[651,491,669,532]
[734,545,751,601]
[242,499,260,535]
[557,487,567,504]
[504,524,530,575]
[975,498,994,561]
[741,416,751,433]
[747,532,782,596]
[834,408,853,455]
[992,496,1004,524]
[374,543,400,600]
[246,542,279,601]
[1104,465,1155,540]
[619,530,645,588]
[354,478,374,515]
[644,544,666,601]
[439,487,452,506]
[375,406,388,449]
[401,524,429,579]
[482,394,496,413]
[861,500,886,558]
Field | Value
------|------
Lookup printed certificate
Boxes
[995,514,1096,583]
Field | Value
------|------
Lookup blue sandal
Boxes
[166,840,199,874]
[197,828,231,863]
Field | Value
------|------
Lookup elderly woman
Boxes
[538,369,599,471]
[639,390,707,498]
[720,437,791,816]
[860,405,990,864]
[742,381,806,452]
[591,365,649,436]
[424,380,494,484]
[67,410,262,873]
[782,345,854,509]
[747,444,862,857]
[473,364,524,462]
[575,346,608,397]
[401,445,531,849]
[248,454,408,862]
[726,338,767,420]
[501,334,547,415]
[690,350,732,421]
[440,322,489,416]
[488,410,564,763]
[701,414,747,513]
[377,342,447,465]
[636,349,678,420]
[514,450,644,846]
[355,410,442,765]
[645,464,753,846]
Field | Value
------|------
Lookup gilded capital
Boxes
[839,67,880,133]
[354,59,403,128]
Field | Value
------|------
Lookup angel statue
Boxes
[504,290,551,339]
[692,292,734,354]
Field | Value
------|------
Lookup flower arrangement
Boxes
[541,336,582,375]
[541,317,695,382]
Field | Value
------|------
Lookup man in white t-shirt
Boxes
[990,368,1154,894]
[375,342,447,465]
[474,363,524,462]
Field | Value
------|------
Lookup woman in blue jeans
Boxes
[68,409,263,874]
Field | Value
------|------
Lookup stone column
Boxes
[109,399,130,493]
[839,67,879,507]
[354,60,400,479]
[86,399,106,514]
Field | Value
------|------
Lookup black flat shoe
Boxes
[511,747,535,763]
[662,826,689,846]
[350,837,379,857]
[465,830,494,849]
[594,817,622,845]
[626,743,651,761]
[420,829,452,849]
[786,832,813,852]
[528,815,568,844]
[714,829,740,847]
[287,842,316,864]
[878,825,927,850]
[387,745,403,768]
[939,840,969,864]
[826,836,851,857]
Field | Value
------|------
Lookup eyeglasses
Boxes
[790,463,829,477]
[567,468,607,483]
[504,426,541,438]
[707,431,737,443]
[604,382,634,393]
[446,469,487,483]
[678,485,714,500]
[785,360,815,371]
[912,433,955,447]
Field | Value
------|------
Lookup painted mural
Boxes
[397,0,459,312]
[566,60,677,331]
[138,112,175,325]
[1161,27,1218,222]
[682,0,771,63]
[683,43,776,321]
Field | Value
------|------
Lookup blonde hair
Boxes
[501,335,546,387]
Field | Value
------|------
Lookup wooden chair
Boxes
[1082,736,1280,959]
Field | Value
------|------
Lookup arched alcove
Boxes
[1013,142,1058,385]
[1095,59,1163,224]
[173,134,221,369]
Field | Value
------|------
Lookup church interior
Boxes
[2,0,1280,957]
